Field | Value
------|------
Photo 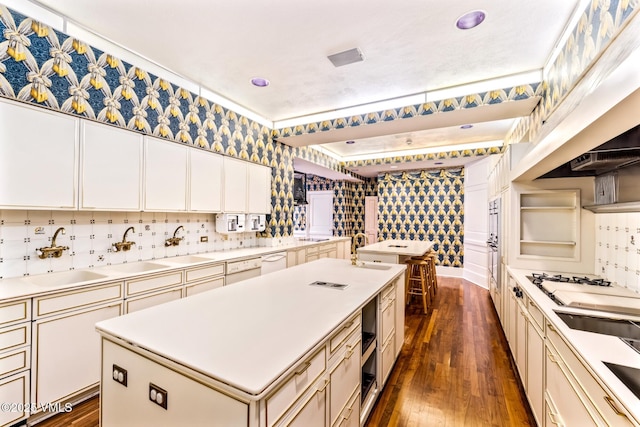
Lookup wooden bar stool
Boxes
[404,259,431,314]
[411,251,438,298]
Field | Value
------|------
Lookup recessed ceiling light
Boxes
[250,77,270,87]
[345,140,355,144]
[460,124,473,129]
[390,165,398,169]
[434,162,444,165]
[456,10,485,30]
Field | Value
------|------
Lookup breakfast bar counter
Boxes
[356,239,434,264]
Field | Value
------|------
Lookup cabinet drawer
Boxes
[0,371,29,426]
[0,300,31,328]
[0,346,29,378]
[125,287,182,313]
[125,271,182,296]
[527,298,544,331]
[184,277,224,297]
[185,263,224,283]
[274,375,327,427]
[381,295,395,345]
[329,314,361,356]
[318,243,337,254]
[0,323,30,354]
[267,347,326,427]
[329,332,361,426]
[34,282,122,317]
[358,253,397,264]
[380,283,395,303]
[305,246,319,255]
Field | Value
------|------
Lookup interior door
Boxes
[364,196,378,243]
[308,191,334,237]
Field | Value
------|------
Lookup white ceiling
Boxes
[25,0,585,177]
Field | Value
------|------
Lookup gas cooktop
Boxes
[527,272,640,316]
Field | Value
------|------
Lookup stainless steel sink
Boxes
[25,270,108,287]
[554,311,640,340]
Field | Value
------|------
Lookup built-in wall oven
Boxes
[487,197,501,291]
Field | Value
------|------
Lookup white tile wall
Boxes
[594,212,640,293]
[0,210,259,279]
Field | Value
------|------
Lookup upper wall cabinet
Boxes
[0,99,79,210]
[222,157,248,213]
[189,149,223,212]
[223,157,272,214]
[80,121,143,211]
[248,163,272,214]
[143,136,188,212]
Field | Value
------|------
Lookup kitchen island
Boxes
[356,239,434,264]
[96,258,405,426]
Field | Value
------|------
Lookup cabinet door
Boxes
[80,121,142,210]
[223,157,248,212]
[32,303,122,405]
[515,299,527,384]
[278,382,327,427]
[125,287,182,313]
[329,338,360,426]
[144,136,188,211]
[248,163,272,214]
[189,149,223,212]
[0,99,78,209]
[394,276,405,357]
[0,372,29,425]
[526,320,544,425]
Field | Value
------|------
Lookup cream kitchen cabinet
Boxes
[0,98,79,210]
[124,287,182,313]
[143,136,188,211]
[393,275,405,356]
[183,262,225,296]
[336,239,351,260]
[287,248,306,268]
[248,162,272,214]
[328,321,361,427]
[223,156,248,212]
[31,283,123,411]
[189,148,223,212]
[526,307,544,425]
[0,299,31,427]
[80,121,143,210]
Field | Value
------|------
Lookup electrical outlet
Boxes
[112,365,127,387]
[200,236,208,243]
[149,383,168,409]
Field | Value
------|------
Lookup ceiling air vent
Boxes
[327,48,364,67]
[570,150,640,171]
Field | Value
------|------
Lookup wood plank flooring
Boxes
[364,276,536,427]
[35,277,534,427]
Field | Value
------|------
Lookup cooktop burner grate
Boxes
[530,272,611,287]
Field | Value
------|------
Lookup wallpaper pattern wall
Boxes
[378,169,464,267]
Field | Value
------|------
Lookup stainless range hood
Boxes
[570,149,640,171]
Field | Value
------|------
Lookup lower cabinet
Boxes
[102,340,248,426]
[32,302,122,406]
[124,287,182,313]
[0,370,29,427]
[276,377,328,427]
[526,317,544,425]
[329,331,361,427]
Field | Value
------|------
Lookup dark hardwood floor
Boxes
[37,277,534,427]
[365,276,536,427]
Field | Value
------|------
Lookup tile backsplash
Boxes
[594,212,640,293]
[0,210,258,279]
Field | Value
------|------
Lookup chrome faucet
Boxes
[113,226,135,252]
[36,227,70,259]
[351,232,369,265]
[165,225,185,247]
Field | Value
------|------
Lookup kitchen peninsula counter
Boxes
[96,258,405,426]
[357,239,434,263]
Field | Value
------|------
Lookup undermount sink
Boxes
[355,262,392,270]
[106,262,169,274]
[167,255,213,264]
[25,270,108,287]
[554,311,640,340]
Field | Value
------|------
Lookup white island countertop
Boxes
[357,239,434,257]
[96,258,404,399]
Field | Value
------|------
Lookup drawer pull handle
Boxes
[295,361,311,376]
[343,321,354,330]
[345,345,355,360]
[316,378,329,393]
[547,408,563,426]
[604,396,627,418]
[547,323,556,333]
[547,351,559,364]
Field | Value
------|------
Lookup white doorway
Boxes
[307,191,334,238]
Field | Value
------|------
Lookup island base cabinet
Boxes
[101,339,248,426]
[32,303,122,407]
[274,377,327,427]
